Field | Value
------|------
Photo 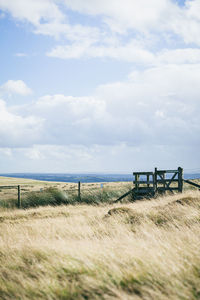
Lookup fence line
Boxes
[0,182,84,208]
[1,175,199,208]
[0,185,21,208]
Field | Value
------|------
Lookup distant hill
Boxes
[0,172,199,183]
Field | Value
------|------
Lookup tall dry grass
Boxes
[0,190,200,299]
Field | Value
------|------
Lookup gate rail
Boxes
[183,179,200,190]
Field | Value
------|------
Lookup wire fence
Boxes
[0,177,199,209]
[0,181,133,209]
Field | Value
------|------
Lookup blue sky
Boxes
[1,12,134,98]
[0,0,200,173]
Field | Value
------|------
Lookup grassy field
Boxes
[0,176,132,191]
[0,176,199,208]
[0,176,200,299]
[0,176,133,207]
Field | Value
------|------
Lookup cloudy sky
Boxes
[0,0,200,173]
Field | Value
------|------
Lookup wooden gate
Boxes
[154,167,183,193]
[115,167,200,203]
[132,167,183,199]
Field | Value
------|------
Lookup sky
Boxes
[0,0,200,173]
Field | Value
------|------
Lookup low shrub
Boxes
[22,188,68,208]
[0,198,17,208]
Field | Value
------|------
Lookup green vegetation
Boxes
[22,186,133,207]
[22,188,68,208]
[0,185,133,208]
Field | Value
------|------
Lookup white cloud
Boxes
[158,48,200,64]
[45,1,200,62]
[0,148,12,157]
[35,21,100,42]
[7,63,194,151]
[1,80,32,96]
[3,0,172,34]
[169,0,200,45]
[48,44,200,65]
[1,63,199,153]
[0,0,181,36]
[0,0,64,26]
[25,147,45,160]
[0,0,100,42]
[0,99,44,147]
[0,62,199,171]
[32,94,108,145]
[63,0,200,47]
[63,0,175,32]
[95,63,200,146]
[48,40,155,64]
[0,143,197,173]
[1,0,200,63]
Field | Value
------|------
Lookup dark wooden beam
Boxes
[184,179,200,189]
[114,189,134,203]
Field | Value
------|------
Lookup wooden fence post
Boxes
[78,181,81,200]
[135,174,139,190]
[147,174,150,188]
[154,167,157,192]
[18,185,21,208]
[178,167,183,192]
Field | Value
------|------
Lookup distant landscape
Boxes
[0,172,200,183]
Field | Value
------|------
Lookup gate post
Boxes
[178,167,183,192]
[154,168,158,193]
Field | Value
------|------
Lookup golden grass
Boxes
[0,190,200,299]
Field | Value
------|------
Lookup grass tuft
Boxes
[22,187,68,208]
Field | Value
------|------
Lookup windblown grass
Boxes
[0,190,200,299]
[0,185,133,208]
